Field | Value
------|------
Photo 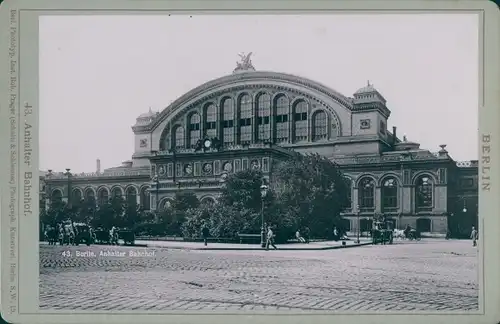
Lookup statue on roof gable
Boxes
[233,52,256,73]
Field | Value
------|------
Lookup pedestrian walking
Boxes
[202,224,210,246]
[470,226,478,247]
[266,226,278,250]
[295,229,306,243]
[333,227,339,241]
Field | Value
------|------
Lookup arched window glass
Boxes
[126,187,138,206]
[382,178,398,211]
[358,177,375,211]
[312,110,328,141]
[293,100,308,142]
[51,189,63,204]
[222,98,234,146]
[188,113,201,148]
[174,125,185,149]
[97,188,109,206]
[274,95,290,143]
[416,176,433,211]
[239,94,253,144]
[256,93,271,142]
[204,104,217,138]
[140,187,150,210]
[84,189,95,206]
[111,187,122,199]
[71,189,82,206]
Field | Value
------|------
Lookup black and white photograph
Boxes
[38,14,480,312]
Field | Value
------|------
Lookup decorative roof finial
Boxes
[149,106,152,113]
[367,80,371,87]
[233,52,255,73]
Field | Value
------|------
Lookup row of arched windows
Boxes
[344,175,434,212]
[50,186,151,210]
[168,94,332,150]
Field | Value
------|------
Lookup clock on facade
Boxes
[204,139,212,149]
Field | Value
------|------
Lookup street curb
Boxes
[143,241,374,251]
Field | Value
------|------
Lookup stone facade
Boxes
[41,68,478,234]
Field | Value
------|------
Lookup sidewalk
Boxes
[134,238,373,251]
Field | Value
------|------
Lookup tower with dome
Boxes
[41,57,478,236]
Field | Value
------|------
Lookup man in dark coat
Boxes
[202,224,210,246]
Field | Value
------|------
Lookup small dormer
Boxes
[351,81,391,138]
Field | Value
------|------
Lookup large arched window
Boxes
[200,197,216,206]
[221,98,234,146]
[274,95,290,143]
[382,178,398,212]
[415,175,433,211]
[126,187,138,206]
[256,93,271,142]
[188,113,201,148]
[239,94,253,144]
[71,189,82,206]
[173,125,185,149]
[204,103,217,138]
[293,100,308,142]
[84,188,95,206]
[51,189,63,204]
[159,199,173,212]
[97,188,109,206]
[140,187,150,210]
[358,177,375,211]
[111,187,122,199]
[312,110,328,141]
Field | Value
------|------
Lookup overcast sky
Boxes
[39,14,478,173]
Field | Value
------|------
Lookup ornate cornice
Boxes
[132,71,352,133]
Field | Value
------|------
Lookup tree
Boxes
[273,153,350,239]
[219,169,266,212]
[171,191,200,211]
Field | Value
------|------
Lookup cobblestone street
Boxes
[39,240,479,312]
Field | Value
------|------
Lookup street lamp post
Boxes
[152,174,160,212]
[64,168,72,209]
[356,204,360,244]
[260,183,269,248]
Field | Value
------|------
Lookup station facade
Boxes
[41,60,478,235]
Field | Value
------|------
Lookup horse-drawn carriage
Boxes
[371,220,394,245]
[93,227,135,245]
[72,223,93,246]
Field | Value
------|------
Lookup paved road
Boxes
[39,240,479,312]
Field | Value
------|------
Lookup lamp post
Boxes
[152,174,160,212]
[64,168,72,209]
[355,204,360,244]
[260,183,269,248]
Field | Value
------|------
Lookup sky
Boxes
[39,14,479,173]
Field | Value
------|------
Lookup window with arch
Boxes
[221,98,234,146]
[173,125,185,149]
[415,176,433,211]
[274,95,290,143]
[51,189,63,204]
[204,104,217,138]
[293,100,308,142]
[201,197,216,206]
[140,187,150,210]
[160,199,172,211]
[382,178,398,211]
[239,94,253,144]
[126,187,138,206]
[256,93,271,142]
[97,188,109,206]
[416,218,431,232]
[111,187,122,199]
[188,113,201,148]
[312,110,328,141]
[71,189,82,206]
[84,189,95,205]
[358,177,375,211]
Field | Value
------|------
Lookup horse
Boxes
[393,229,406,240]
